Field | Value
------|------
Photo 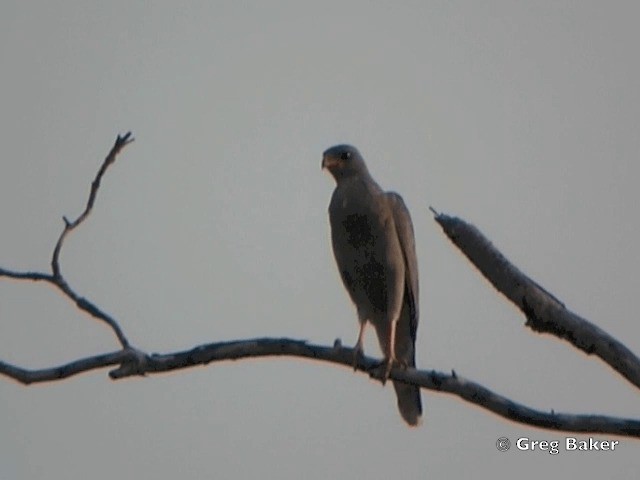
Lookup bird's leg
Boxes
[382,320,398,384]
[352,321,366,370]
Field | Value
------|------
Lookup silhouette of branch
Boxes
[0,133,134,348]
[51,133,133,275]
[431,210,640,391]
[0,337,638,437]
[0,269,52,282]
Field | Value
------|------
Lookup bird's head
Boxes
[322,144,369,181]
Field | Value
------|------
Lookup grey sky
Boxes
[1,1,638,478]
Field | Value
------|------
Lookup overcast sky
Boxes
[1,1,639,478]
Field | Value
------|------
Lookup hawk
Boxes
[322,144,422,426]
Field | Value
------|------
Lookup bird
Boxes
[322,144,422,426]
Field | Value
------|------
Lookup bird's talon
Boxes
[381,356,396,385]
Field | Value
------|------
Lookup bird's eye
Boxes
[340,151,351,160]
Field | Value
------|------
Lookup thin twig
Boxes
[0,268,52,282]
[0,133,134,348]
[51,132,134,278]
[49,132,133,347]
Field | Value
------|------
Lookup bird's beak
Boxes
[321,155,338,170]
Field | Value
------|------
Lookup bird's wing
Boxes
[385,192,419,339]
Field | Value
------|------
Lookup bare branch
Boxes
[0,350,126,384]
[0,268,52,282]
[0,133,134,348]
[0,338,638,437]
[433,212,640,390]
[401,367,640,438]
[51,132,134,277]
[56,280,131,348]
[0,265,131,348]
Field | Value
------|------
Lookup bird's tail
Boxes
[393,380,423,426]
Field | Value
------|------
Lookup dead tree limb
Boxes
[1,133,134,349]
[0,337,638,437]
[431,209,640,391]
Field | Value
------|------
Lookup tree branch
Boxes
[48,132,134,348]
[0,337,638,437]
[431,210,640,390]
[0,133,134,349]
[51,132,134,278]
[0,268,52,282]
[0,350,126,383]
